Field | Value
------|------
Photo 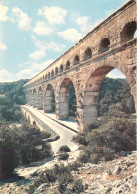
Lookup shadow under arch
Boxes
[58,78,77,120]
[83,65,136,127]
[44,84,55,113]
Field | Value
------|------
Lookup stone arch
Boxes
[33,121,36,125]
[120,20,136,43]
[98,38,110,54]
[51,70,54,77]
[44,84,55,113]
[55,67,58,75]
[60,64,63,73]
[82,64,136,128]
[58,78,77,120]
[38,87,43,110]
[45,74,47,80]
[48,72,50,79]
[66,61,70,70]
[74,55,80,65]
[32,88,37,107]
[84,47,92,61]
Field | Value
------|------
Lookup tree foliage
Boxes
[97,77,135,115]
[0,122,52,180]
[0,79,28,121]
[73,109,136,163]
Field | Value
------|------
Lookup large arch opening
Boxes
[58,78,76,120]
[83,66,135,127]
[38,87,43,110]
[121,21,136,43]
[44,84,55,113]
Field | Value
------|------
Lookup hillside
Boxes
[98,77,135,115]
[0,79,28,121]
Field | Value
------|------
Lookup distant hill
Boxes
[97,77,135,115]
[0,79,29,121]
[0,79,29,105]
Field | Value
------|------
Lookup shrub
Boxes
[59,153,69,161]
[74,111,136,164]
[59,145,71,152]
[71,180,84,193]
[72,133,87,146]
[0,122,52,180]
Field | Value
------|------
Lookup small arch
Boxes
[60,64,63,73]
[74,55,80,65]
[66,61,70,70]
[84,47,92,61]
[121,21,136,43]
[51,70,54,77]
[33,121,36,125]
[98,38,110,54]
[55,67,58,75]
[45,74,47,80]
[48,72,50,79]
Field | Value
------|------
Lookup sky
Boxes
[0,0,128,82]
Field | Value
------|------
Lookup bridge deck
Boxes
[22,105,78,153]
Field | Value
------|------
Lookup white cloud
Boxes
[0,4,9,22]
[16,59,54,79]
[47,41,66,52]
[30,37,66,59]
[0,70,15,82]
[29,48,46,61]
[58,28,82,43]
[76,16,92,35]
[12,7,32,31]
[0,42,7,50]
[33,21,54,35]
[0,59,54,82]
[38,6,67,25]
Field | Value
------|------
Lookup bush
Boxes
[59,145,71,152]
[59,153,69,161]
[74,111,136,164]
[0,122,52,180]
[28,164,73,193]
[71,180,84,193]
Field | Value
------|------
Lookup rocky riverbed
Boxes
[0,150,136,194]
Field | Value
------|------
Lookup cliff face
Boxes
[0,150,136,194]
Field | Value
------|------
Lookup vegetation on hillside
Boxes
[0,79,28,121]
[0,122,52,180]
[73,109,136,164]
[97,77,135,115]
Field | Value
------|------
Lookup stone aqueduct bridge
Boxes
[24,0,137,131]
